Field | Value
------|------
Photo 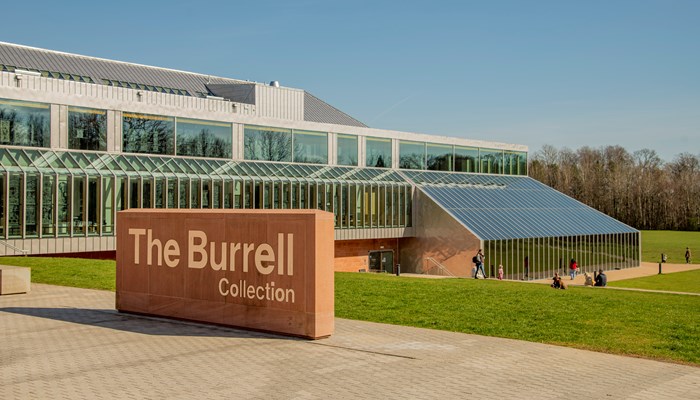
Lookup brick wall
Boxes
[334,238,399,272]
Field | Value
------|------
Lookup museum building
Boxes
[0,42,640,278]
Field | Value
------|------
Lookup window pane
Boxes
[25,174,39,237]
[427,143,453,171]
[73,176,85,235]
[293,130,327,164]
[0,174,4,238]
[68,107,107,151]
[103,177,114,235]
[176,118,232,158]
[57,176,70,236]
[122,112,174,155]
[8,174,22,237]
[87,177,99,235]
[0,98,50,147]
[454,146,479,173]
[337,134,358,166]
[480,148,503,174]
[243,125,292,161]
[399,140,425,169]
[366,137,391,168]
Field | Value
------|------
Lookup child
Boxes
[497,264,504,280]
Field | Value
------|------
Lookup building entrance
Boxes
[368,250,394,273]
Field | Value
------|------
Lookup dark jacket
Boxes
[594,272,607,287]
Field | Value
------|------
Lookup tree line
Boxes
[528,145,700,231]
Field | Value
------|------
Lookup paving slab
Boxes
[1,284,698,399]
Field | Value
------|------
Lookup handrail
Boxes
[0,240,28,256]
[424,257,455,277]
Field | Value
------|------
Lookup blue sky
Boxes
[3,0,698,161]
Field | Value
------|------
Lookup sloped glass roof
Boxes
[0,148,407,185]
[402,170,638,240]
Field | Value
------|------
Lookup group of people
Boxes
[471,250,608,287]
[552,268,606,289]
[470,246,694,285]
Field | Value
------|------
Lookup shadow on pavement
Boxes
[0,306,299,341]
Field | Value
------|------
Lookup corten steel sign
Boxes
[116,209,334,339]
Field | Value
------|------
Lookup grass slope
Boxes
[336,273,700,365]
[609,269,700,294]
[641,230,699,263]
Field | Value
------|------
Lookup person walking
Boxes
[569,258,578,280]
[474,249,486,279]
[686,247,692,264]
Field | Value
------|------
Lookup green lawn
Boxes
[641,230,698,263]
[336,273,700,365]
[609,269,700,294]
[0,257,116,291]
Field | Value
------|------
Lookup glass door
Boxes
[368,250,394,273]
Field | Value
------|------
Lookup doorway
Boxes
[368,250,394,273]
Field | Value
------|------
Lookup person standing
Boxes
[686,247,692,264]
[524,256,529,279]
[569,258,578,280]
[474,249,486,279]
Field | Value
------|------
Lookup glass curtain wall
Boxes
[337,134,358,166]
[0,98,50,147]
[68,107,107,151]
[479,149,503,174]
[0,174,414,238]
[504,151,527,176]
[484,233,640,280]
[399,141,425,170]
[366,137,391,168]
[426,144,453,171]
[293,130,328,164]
[122,113,175,155]
[244,125,292,161]
[454,146,479,173]
[176,118,232,158]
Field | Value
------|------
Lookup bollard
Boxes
[395,264,400,276]
[658,262,662,275]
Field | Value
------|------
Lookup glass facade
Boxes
[484,234,639,280]
[366,137,391,168]
[293,130,327,164]
[426,143,453,171]
[337,134,358,166]
[454,146,479,173]
[399,141,425,170]
[176,117,232,159]
[244,125,292,162]
[479,148,503,174]
[0,98,50,148]
[122,112,174,155]
[504,151,527,176]
[68,107,107,151]
[0,148,414,240]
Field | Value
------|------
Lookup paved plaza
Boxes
[1,280,699,399]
